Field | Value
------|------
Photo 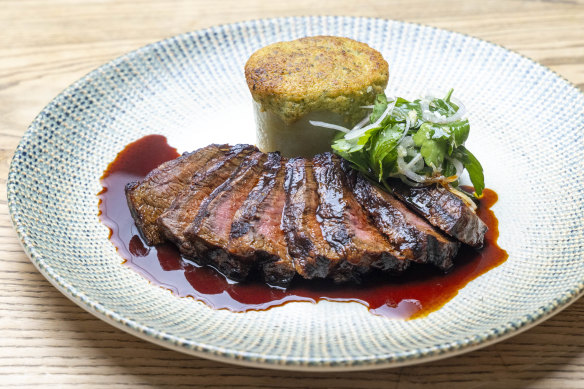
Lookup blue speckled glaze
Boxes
[7,16,584,371]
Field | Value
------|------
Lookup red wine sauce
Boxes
[98,134,507,319]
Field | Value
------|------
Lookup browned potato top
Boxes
[245,36,389,124]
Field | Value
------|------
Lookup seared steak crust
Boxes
[229,153,296,286]
[343,162,459,271]
[313,153,408,282]
[125,144,227,245]
[157,145,257,258]
[182,151,267,280]
[282,157,340,279]
[391,182,488,248]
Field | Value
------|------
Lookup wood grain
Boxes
[1,0,583,387]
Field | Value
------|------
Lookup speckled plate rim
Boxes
[8,16,584,371]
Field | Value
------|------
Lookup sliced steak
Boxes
[229,153,296,286]
[391,181,488,248]
[182,151,267,280]
[128,143,487,285]
[125,144,228,245]
[343,162,459,271]
[157,144,257,258]
[312,153,409,282]
[282,157,341,279]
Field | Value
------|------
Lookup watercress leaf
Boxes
[457,146,485,196]
[332,136,363,153]
[331,137,351,152]
[416,120,469,154]
[420,138,447,168]
[371,123,405,165]
[367,130,381,176]
[359,126,384,151]
[370,94,388,123]
[380,110,403,127]
[395,97,411,105]
[397,99,423,123]
[333,131,346,141]
[413,123,433,146]
[447,119,470,149]
[443,159,457,177]
[382,147,399,175]
[350,143,366,153]
[431,98,455,116]
[332,146,370,174]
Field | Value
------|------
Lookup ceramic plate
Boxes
[8,16,584,370]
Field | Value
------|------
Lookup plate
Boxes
[7,16,584,371]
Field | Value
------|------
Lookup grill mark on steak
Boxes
[343,162,459,271]
[282,157,340,279]
[313,154,409,282]
[229,153,296,286]
[230,153,283,240]
[312,154,351,254]
[390,181,488,248]
[157,144,257,258]
[125,144,227,245]
[182,151,267,280]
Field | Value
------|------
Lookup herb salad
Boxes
[311,90,485,198]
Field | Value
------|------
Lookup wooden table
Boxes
[1,1,583,387]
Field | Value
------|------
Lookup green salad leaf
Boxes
[370,94,389,123]
[370,123,406,180]
[328,89,485,197]
[454,146,485,196]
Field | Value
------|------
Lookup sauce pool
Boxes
[98,134,507,319]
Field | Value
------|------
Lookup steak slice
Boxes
[282,157,341,279]
[312,153,409,282]
[391,181,488,248]
[125,144,228,245]
[229,153,296,286]
[343,163,459,271]
[157,144,257,257]
[182,151,267,280]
